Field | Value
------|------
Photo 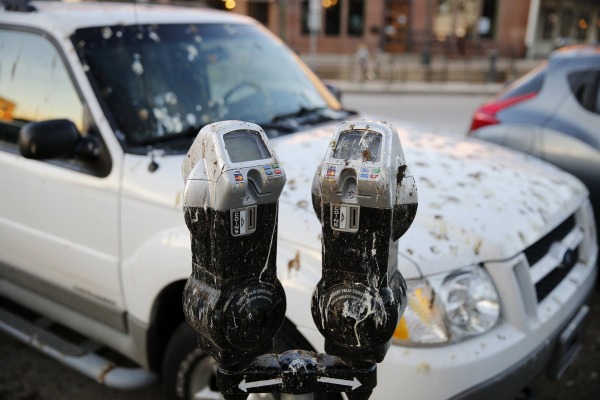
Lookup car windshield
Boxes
[72,23,343,149]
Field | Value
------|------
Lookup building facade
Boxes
[526,0,600,58]
[212,0,600,58]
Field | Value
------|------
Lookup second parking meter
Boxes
[311,120,418,364]
[181,120,287,369]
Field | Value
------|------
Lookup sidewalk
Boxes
[301,52,537,95]
[330,79,504,96]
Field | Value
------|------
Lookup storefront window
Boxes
[535,0,600,55]
[301,0,310,35]
[302,0,341,36]
[479,0,496,38]
[324,0,341,36]
[434,0,480,40]
[576,14,588,41]
[247,2,269,26]
[348,0,365,37]
[541,7,557,40]
[560,9,573,37]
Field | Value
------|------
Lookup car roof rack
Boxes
[1,0,37,12]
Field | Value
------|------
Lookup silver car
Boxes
[469,45,600,232]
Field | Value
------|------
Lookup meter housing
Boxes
[182,120,287,368]
[311,120,418,363]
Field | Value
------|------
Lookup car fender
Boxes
[471,123,544,158]
[473,123,600,186]
[540,126,600,171]
[540,127,600,220]
[121,226,192,324]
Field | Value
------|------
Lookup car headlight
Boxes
[393,265,500,345]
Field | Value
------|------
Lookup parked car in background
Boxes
[469,45,600,233]
[0,2,598,400]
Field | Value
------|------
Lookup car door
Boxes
[541,64,600,231]
[0,28,125,328]
[545,63,600,149]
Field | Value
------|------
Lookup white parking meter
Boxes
[311,120,418,364]
[182,120,287,369]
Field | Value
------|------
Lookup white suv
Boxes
[0,2,597,400]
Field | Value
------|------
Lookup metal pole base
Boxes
[346,391,374,400]
[218,350,376,399]
[222,395,249,400]
[281,394,314,400]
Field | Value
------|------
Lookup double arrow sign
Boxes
[238,377,362,392]
[238,378,282,392]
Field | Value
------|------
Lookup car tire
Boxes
[162,320,341,400]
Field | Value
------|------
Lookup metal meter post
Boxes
[181,120,287,373]
[311,120,418,375]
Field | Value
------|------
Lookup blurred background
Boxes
[196,0,600,83]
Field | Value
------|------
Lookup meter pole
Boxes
[281,395,312,400]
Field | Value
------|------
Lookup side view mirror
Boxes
[19,119,99,160]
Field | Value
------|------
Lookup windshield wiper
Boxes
[259,108,331,137]
[271,106,357,127]
[134,106,358,145]
[258,121,298,133]
[136,124,205,146]
[271,106,329,123]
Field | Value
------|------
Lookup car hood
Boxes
[271,121,588,277]
[122,120,588,278]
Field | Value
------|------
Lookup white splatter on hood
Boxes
[273,121,588,277]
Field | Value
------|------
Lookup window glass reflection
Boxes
[0,30,84,144]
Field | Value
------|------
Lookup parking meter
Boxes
[181,120,287,369]
[311,120,418,364]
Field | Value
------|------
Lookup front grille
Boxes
[535,247,579,302]
[522,213,577,303]
[524,214,576,267]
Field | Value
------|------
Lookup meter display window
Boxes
[333,130,382,162]
[223,130,271,163]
